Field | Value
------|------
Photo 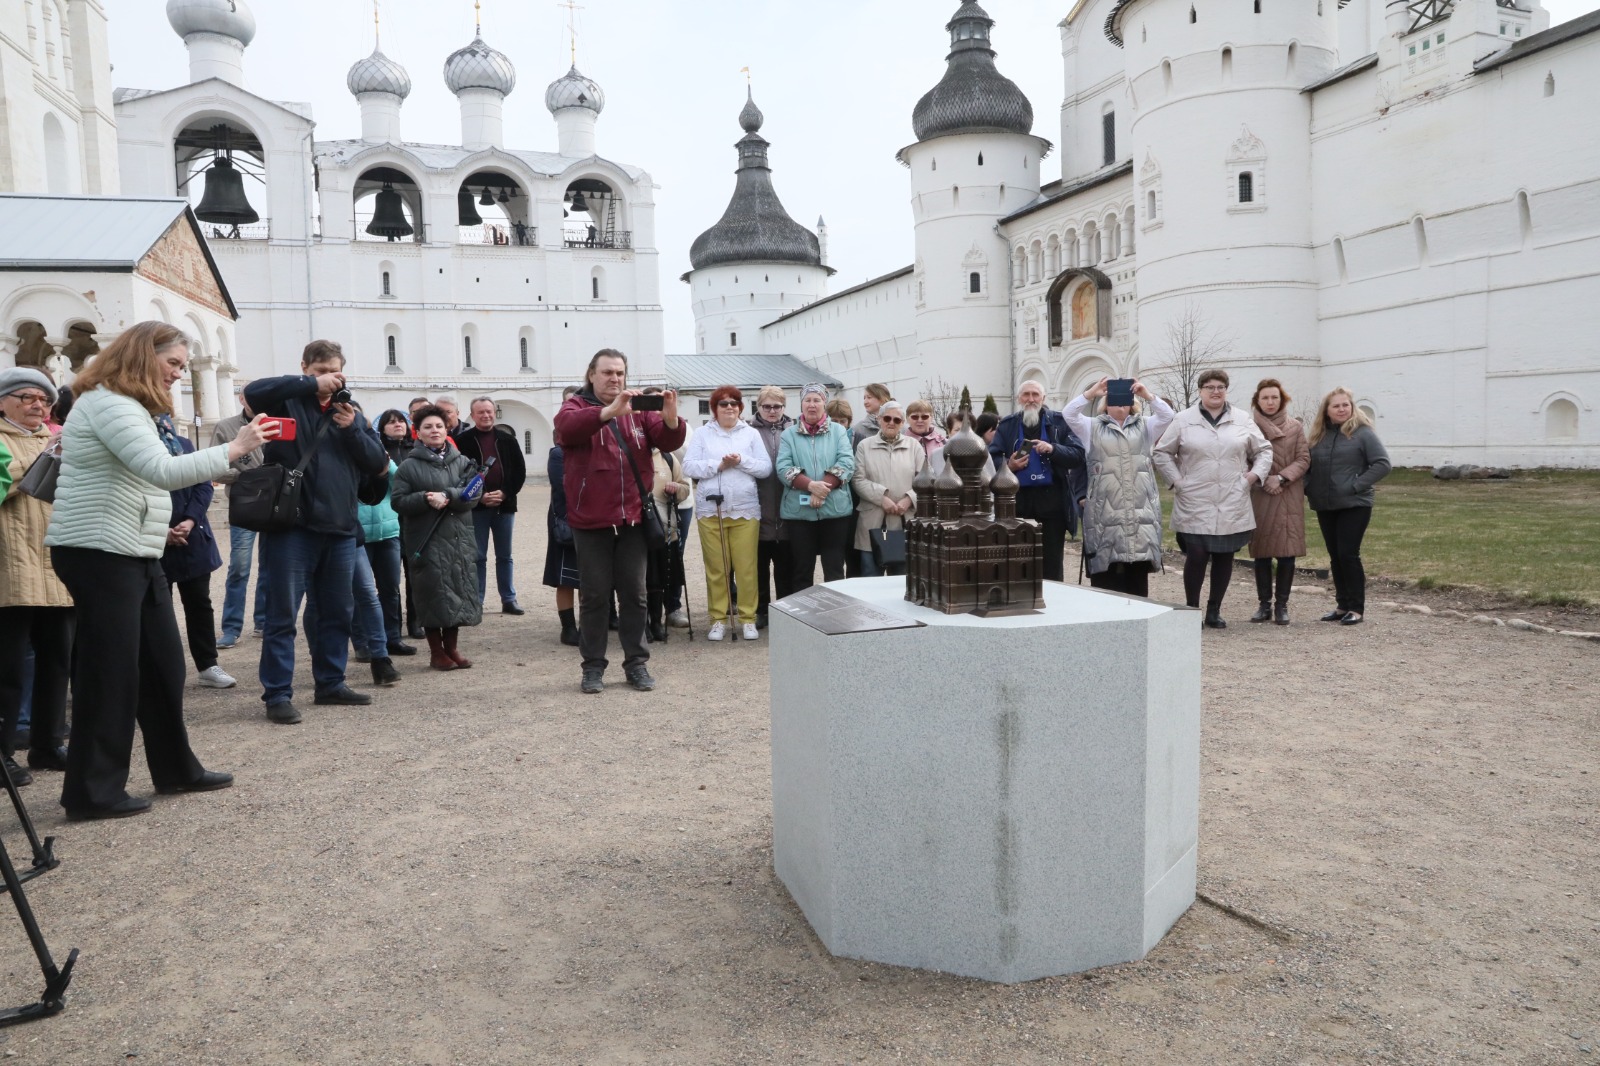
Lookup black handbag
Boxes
[869,518,907,571]
[229,416,332,533]
[611,419,667,550]
[17,442,62,502]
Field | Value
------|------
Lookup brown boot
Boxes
[443,627,473,669]
[425,629,456,671]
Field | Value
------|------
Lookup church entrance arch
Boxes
[1046,267,1112,348]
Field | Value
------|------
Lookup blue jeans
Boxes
[473,507,517,605]
[858,549,883,577]
[365,538,403,642]
[258,528,357,705]
[220,524,267,641]
[347,544,388,658]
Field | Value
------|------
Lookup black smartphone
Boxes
[1106,379,1136,407]
[631,393,665,412]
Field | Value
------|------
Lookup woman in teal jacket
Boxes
[776,384,856,590]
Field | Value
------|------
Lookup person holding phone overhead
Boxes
[987,380,1087,583]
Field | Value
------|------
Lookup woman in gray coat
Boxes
[1306,388,1391,626]
[393,407,482,670]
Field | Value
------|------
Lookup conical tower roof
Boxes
[911,1,1034,142]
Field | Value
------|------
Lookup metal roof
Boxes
[1475,7,1600,73]
[665,354,841,391]
[0,194,238,317]
[312,139,645,180]
[911,3,1035,143]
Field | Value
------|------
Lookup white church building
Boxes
[697,0,1600,468]
[3,0,664,459]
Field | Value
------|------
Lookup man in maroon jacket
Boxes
[553,349,685,694]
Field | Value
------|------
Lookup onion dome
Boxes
[444,36,516,96]
[689,90,827,273]
[347,48,412,99]
[911,2,1033,142]
[166,0,257,45]
[945,423,989,479]
[544,65,605,115]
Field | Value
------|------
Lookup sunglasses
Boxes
[879,416,904,425]
[908,413,931,419]
[758,403,784,411]
[716,400,742,408]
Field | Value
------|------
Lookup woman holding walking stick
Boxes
[682,386,771,642]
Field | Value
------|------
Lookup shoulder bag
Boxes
[18,440,62,502]
[229,415,333,533]
[869,516,907,573]
[610,418,667,549]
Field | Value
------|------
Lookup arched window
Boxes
[386,335,397,368]
[1333,237,1348,282]
[1147,189,1157,219]
[381,271,391,296]
[1189,5,1197,24]
[729,331,738,347]
[1238,172,1255,204]
[1516,190,1532,247]
[42,112,71,193]
[1101,108,1116,166]
[969,272,982,294]
[463,335,473,370]
[519,336,530,369]
[523,430,533,455]
[1413,216,1429,264]
[1221,46,1233,85]
[1544,72,1555,97]
[1162,60,1173,93]
[1545,398,1579,441]
[590,266,605,301]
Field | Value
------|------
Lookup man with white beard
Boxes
[987,380,1087,582]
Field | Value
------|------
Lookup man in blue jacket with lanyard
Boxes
[987,379,1087,583]
[244,339,388,724]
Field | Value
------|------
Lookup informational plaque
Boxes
[771,586,926,636]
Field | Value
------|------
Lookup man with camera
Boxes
[987,379,1087,583]
[553,349,684,695]
[243,340,388,723]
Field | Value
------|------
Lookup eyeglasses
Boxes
[908,413,931,420]
[7,393,51,406]
[1200,384,1228,392]
[758,403,784,411]
[879,416,904,425]
[716,400,742,408]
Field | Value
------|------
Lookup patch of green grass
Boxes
[1157,468,1600,607]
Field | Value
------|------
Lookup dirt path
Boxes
[3,486,1594,1064]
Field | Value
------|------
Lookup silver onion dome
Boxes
[911,1,1033,142]
[544,66,605,115]
[444,35,517,96]
[347,48,412,99]
[166,0,257,45]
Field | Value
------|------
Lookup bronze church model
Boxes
[905,411,1045,616]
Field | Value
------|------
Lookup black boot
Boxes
[558,608,580,647]
[1274,603,1290,625]
[1204,605,1227,629]
[647,591,668,643]
[1249,602,1272,623]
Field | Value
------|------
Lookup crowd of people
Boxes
[0,324,1391,816]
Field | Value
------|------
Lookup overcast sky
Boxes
[109,0,1600,352]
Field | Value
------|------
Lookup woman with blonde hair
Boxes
[45,321,277,819]
[1306,388,1391,626]
[1246,379,1310,625]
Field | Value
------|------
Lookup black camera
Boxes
[331,387,353,405]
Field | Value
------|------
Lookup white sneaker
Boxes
[667,609,690,628]
[197,665,237,689]
[706,622,726,642]
[742,623,760,642]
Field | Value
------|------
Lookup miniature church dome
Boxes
[347,48,413,99]
[444,35,517,96]
[544,66,605,115]
[166,0,257,46]
[911,1,1033,142]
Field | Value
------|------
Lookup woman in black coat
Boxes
[542,444,581,646]
[159,428,233,690]
[392,407,482,670]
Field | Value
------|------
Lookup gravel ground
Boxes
[0,485,1594,1065]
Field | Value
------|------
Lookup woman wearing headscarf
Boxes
[1063,377,1175,598]
[1246,379,1310,625]
[776,384,856,591]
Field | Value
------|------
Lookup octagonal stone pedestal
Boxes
[770,577,1201,984]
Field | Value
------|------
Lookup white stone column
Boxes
[0,333,18,368]
[1077,235,1089,268]
[215,365,239,418]
[194,355,222,427]
[1121,215,1134,257]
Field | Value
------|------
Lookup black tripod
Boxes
[0,759,77,1025]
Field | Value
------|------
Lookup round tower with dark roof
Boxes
[683,90,835,356]
[900,2,1051,406]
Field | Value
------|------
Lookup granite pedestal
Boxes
[770,577,1200,983]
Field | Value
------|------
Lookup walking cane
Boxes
[705,492,739,641]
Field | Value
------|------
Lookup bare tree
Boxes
[918,376,967,424]
[1153,301,1234,410]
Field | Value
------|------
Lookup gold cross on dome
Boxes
[559,0,585,65]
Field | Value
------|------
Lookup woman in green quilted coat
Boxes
[392,406,482,670]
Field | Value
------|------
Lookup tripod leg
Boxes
[0,763,75,1026]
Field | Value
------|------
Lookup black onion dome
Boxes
[912,1,1034,141]
[689,90,826,272]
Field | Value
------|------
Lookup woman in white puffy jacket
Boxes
[681,386,773,642]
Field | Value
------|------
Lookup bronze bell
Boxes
[366,183,413,241]
[457,186,483,226]
[194,157,260,226]
[569,191,589,213]
[478,186,495,207]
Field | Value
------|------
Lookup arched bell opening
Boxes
[354,166,423,243]
[175,117,267,240]
[561,178,629,249]
[457,169,533,246]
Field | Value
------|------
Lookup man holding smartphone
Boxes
[987,379,1087,583]
[244,340,388,724]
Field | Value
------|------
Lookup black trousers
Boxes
[1317,506,1373,614]
[1017,491,1068,583]
[0,605,73,757]
[571,524,649,673]
[1253,557,1296,606]
[1182,542,1236,610]
[787,515,852,591]
[1088,563,1151,598]
[172,574,220,672]
[50,547,204,811]
[757,539,794,615]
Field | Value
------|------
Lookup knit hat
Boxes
[0,367,57,405]
[801,383,829,400]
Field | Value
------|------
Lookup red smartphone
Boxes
[266,416,297,441]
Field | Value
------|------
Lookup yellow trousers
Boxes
[698,516,760,624]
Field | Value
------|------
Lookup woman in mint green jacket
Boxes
[44,321,276,821]
[776,384,856,591]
